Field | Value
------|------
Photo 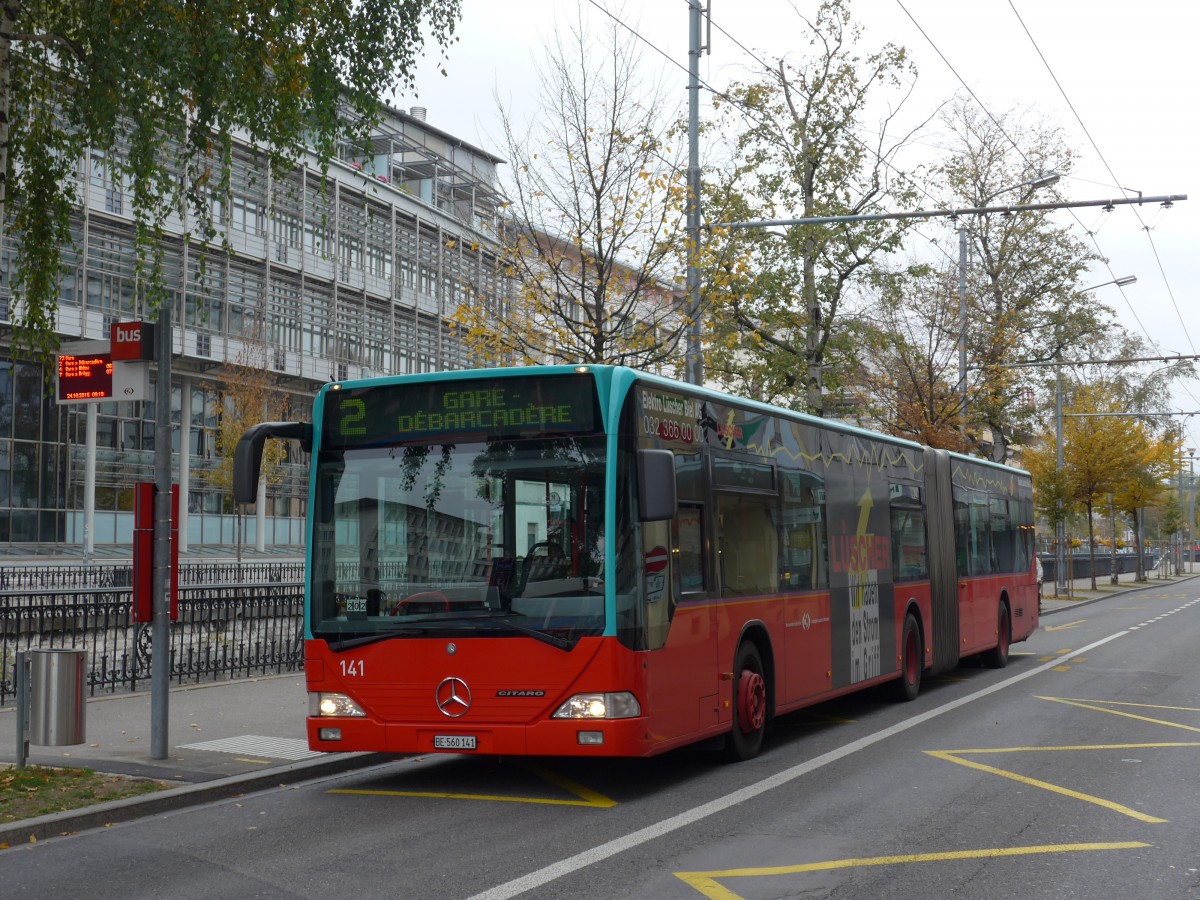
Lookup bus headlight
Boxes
[310,692,367,717]
[552,692,640,719]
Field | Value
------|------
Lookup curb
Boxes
[1,750,387,848]
[1040,573,1199,616]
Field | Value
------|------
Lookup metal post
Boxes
[1178,441,1186,576]
[1190,451,1196,574]
[1109,494,1118,585]
[1138,506,1146,582]
[684,0,703,386]
[178,374,191,554]
[15,651,30,769]
[257,477,267,553]
[84,404,97,561]
[957,224,967,421]
[151,295,172,760]
[1055,358,1066,592]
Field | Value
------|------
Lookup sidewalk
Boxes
[0,673,384,845]
[1038,568,1198,615]
[4,570,1198,846]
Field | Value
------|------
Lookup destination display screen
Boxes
[57,353,113,402]
[322,374,599,449]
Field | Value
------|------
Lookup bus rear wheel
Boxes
[723,641,767,762]
[982,602,1011,669]
[891,612,922,702]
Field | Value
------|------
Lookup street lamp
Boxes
[957,172,1061,426]
[1052,273,1136,592]
[1078,275,1137,292]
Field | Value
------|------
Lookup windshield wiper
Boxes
[325,629,428,652]
[482,616,574,652]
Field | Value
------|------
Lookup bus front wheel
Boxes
[724,641,767,762]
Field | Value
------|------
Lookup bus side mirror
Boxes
[233,422,312,504]
[638,448,677,522]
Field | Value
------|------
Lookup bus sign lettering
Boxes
[324,375,597,448]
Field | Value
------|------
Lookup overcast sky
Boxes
[399,0,1199,452]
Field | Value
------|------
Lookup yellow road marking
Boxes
[1037,696,1200,732]
[1045,620,1086,632]
[328,762,616,808]
[925,746,1190,823]
[235,757,272,765]
[1047,698,1200,713]
[1052,665,1072,672]
[522,764,618,808]
[934,742,1200,754]
[674,842,1150,899]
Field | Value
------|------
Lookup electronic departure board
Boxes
[57,353,113,402]
[322,374,599,449]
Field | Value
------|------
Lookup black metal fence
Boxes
[1039,552,1160,582]
[1,562,306,706]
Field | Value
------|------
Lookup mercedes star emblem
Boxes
[435,676,472,718]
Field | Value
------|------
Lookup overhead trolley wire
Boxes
[1006,0,1194,358]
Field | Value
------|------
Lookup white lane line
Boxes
[468,632,1128,900]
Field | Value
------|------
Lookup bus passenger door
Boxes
[642,504,718,742]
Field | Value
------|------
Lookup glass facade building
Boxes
[0,106,507,557]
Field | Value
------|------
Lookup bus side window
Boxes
[779,472,826,591]
[990,496,1014,572]
[643,518,672,650]
[889,485,927,582]
[718,494,778,596]
[676,505,705,593]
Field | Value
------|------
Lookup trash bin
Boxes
[29,649,87,746]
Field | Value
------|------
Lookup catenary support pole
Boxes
[684,0,704,386]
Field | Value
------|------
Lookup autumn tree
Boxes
[1112,430,1178,582]
[855,261,973,449]
[934,99,1103,460]
[208,339,290,562]
[452,9,689,369]
[701,0,925,415]
[1058,383,1155,590]
[0,0,461,361]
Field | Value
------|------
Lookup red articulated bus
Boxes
[235,365,1038,761]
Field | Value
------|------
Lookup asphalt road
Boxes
[3,580,1199,899]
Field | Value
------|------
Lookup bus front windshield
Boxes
[310,435,607,647]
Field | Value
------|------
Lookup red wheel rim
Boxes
[737,668,766,733]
